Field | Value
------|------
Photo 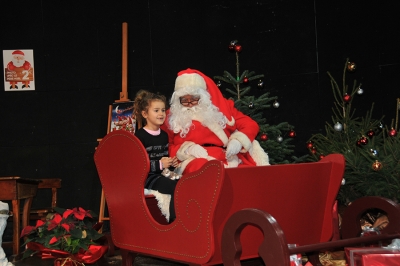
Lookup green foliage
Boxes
[307,59,400,204]
[21,207,103,258]
[214,41,306,164]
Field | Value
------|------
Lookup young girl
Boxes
[134,90,179,222]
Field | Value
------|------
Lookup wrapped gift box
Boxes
[345,247,400,266]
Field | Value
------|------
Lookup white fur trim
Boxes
[144,189,171,222]
[226,116,235,126]
[229,131,252,152]
[175,73,206,92]
[249,140,270,166]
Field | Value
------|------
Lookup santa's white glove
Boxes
[226,139,242,158]
[186,144,208,158]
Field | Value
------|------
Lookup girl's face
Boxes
[142,100,166,130]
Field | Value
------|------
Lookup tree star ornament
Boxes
[334,122,343,132]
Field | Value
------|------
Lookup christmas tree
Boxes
[213,40,304,164]
[307,58,400,205]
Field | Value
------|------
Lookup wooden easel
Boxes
[98,22,131,225]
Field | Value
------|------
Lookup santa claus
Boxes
[162,68,269,175]
[7,50,31,89]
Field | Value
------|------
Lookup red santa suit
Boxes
[162,69,269,174]
[7,50,31,89]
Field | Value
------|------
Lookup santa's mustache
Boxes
[180,106,199,113]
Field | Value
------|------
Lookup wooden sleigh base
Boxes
[94,130,400,266]
[221,196,400,266]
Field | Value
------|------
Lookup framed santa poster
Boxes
[108,101,136,134]
[3,49,35,91]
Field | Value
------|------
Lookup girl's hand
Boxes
[160,157,173,168]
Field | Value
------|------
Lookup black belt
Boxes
[202,143,225,148]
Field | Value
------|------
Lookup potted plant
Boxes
[21,207,107,265]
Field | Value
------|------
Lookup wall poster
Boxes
[108,101,136,134]
[3,49,35,91]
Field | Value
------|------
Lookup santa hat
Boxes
[12,50,24,56]
[174,68,232,120]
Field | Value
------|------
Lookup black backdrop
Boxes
[1,1,399,212]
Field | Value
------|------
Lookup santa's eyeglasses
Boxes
[179,96,200,106]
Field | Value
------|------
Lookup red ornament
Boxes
[359,136,368,145]
[343,94,351,102]
[234,45,242,52]
[311,148,317,154]
[367,130,375,138]
[260,133,268,141]
[389,128,398,137]
[306,142,313,149]
[288,130,296,138]
[319,154,325,160]
[243,77,249,83]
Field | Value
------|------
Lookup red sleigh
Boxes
[94,130,400,266]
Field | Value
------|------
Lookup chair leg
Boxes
[120,249,137,266]
[101,232,116,257]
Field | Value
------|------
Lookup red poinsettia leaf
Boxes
[53,213,62,224]
[61,223,70,232]
[20,225,35,237]
[47,223,57,231]
[36,220,45,228]
[49,236,59,245]
[85,211,93,219]
[73,207,86,220]
[63,209,73,219]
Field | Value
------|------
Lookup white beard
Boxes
[168,100,228,138]
[12,58,25,67]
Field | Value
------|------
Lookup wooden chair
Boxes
[7,178,62,223]
[94,130,400,266]
[28,178,62,221]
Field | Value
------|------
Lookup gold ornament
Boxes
[372,160,382,171]
[347,62,357,72]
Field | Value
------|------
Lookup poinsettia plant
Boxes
[21,207,104,258]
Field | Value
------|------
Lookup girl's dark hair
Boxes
[134,90,167,128]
